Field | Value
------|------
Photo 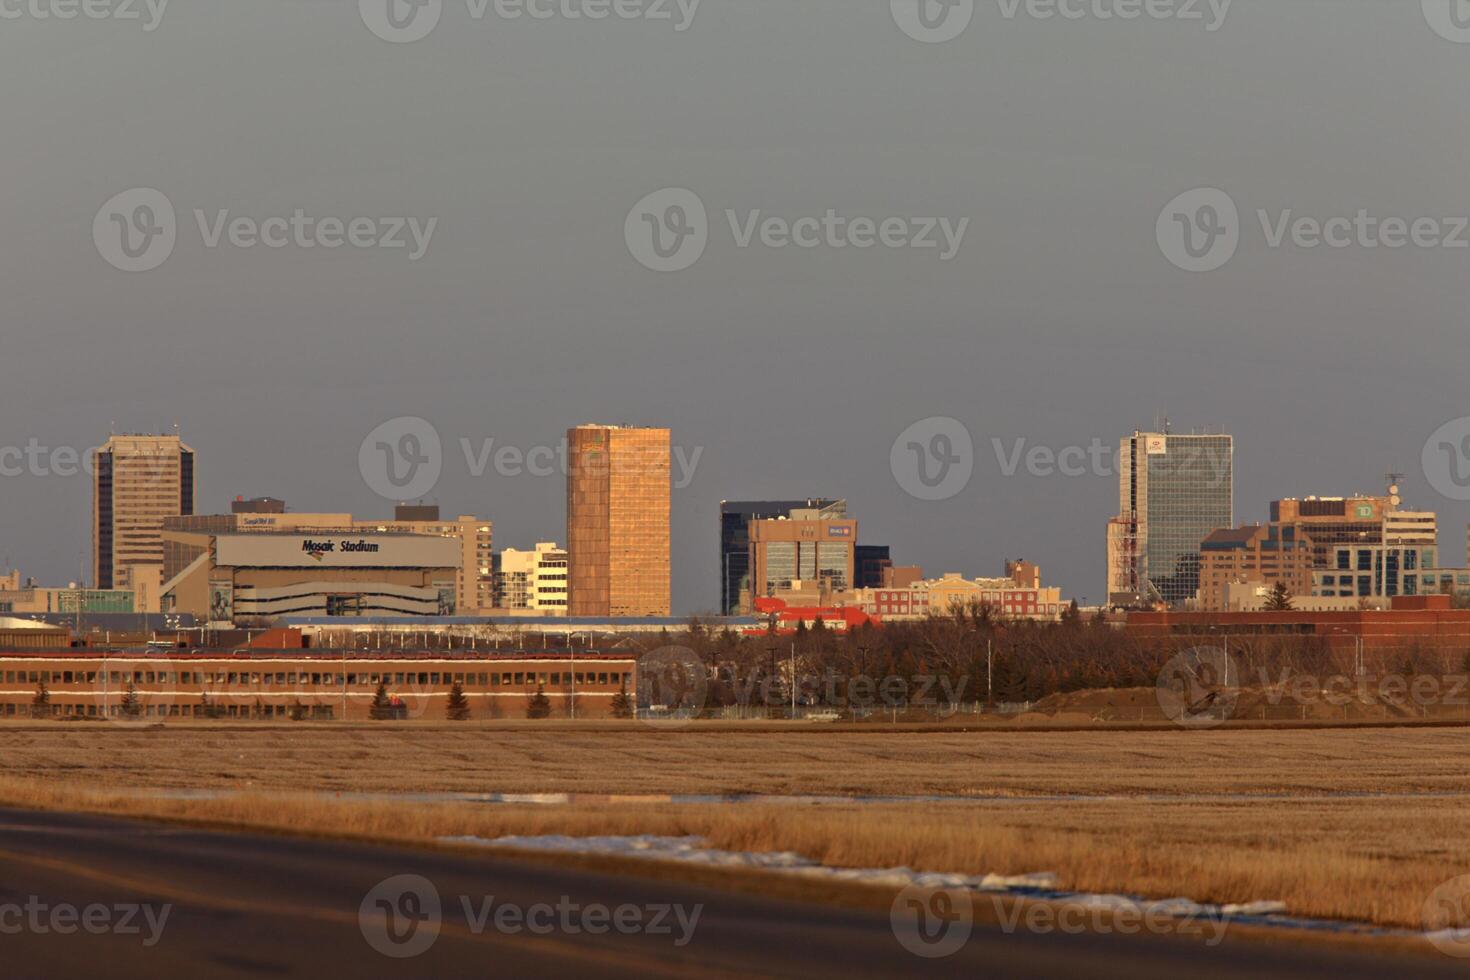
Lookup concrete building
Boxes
[567,425,671,617]
[1270,496,1391,567]
[1107,429,1233,607]
[494,543,569,615]
[161,531,460,624]
[166,505,494,615]
[93,434,195,590]
[745,512,858,611]
[718,499,846,614]
[1196,525,1316,612]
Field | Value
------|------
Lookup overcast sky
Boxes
[3,0,1470,611]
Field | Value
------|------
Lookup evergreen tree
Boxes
[198,691,218,720]
[289,699,307,722]
[445,680,471,721]
[610,681,635,719]
[369,682,393,720]
[31,679,49,719]
[1264,581,1294,611]
[526,683,552,719]
[120,682,142,719]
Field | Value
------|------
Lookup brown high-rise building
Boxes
[93,433,195,590]
[566,425,671,617]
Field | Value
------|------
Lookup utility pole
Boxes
[790,641,796,718]
[987,639,993,705]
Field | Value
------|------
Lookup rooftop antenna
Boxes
[1385,471,1404,509]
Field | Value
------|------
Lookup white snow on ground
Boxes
[441,833,1301,925]
[443,833,1055,890]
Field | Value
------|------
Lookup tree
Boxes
[445,680,470,721]
[1264,581,1294,612]
[289,699,308,722]
[610,681,635,719]
[31,679,49,719]
[199,691,220,720]
[120,682,142,719]
[526,683,552,719]
[369,682,393,721]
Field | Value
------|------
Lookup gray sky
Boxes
[3,0,1470,611]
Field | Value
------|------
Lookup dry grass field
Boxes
[0,723,1467,932]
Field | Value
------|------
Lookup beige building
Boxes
[166,506,494,615]
[1196,525,1316,612]
[494,543,569,615]
[567,425,671,617]
[161,531,461,624]
[93,434,195,590]
[745,513,858,611]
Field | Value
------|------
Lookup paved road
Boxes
[0,807,1459,978]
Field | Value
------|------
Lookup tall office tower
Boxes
[93,433,195,590]
[718,498,846,614]
[1107,429,1232,606]
[567,425,671,617]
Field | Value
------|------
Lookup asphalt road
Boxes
[0,807,1460,978]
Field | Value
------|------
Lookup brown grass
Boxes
[0,726,1467,932]
[1,723,1468,797]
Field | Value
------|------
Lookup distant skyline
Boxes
[4,2,1470,610]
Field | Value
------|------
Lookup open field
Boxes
[1,724,1468,932]
[0,722,1468,797]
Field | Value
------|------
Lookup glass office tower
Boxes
[1113,431,1233,606]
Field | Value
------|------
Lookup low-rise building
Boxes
[1196,525,1316,611]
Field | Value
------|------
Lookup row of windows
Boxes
[3,703,334,719]
[2,669,633,688]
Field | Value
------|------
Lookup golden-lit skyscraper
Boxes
[566,425,671,617]
[93,433,195,590]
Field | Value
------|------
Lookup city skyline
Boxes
[3,418,1464,616]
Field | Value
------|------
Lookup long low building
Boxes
[0,647,637,721]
